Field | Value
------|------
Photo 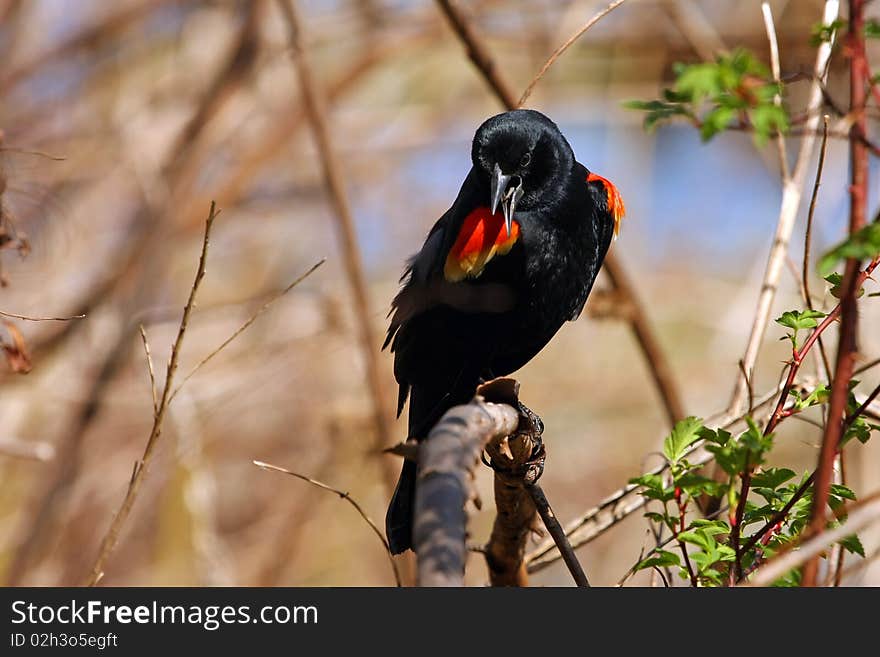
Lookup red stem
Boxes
[802,0,870,587]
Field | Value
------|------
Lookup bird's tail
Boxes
[385,380,456,554]
[386,458,417,554]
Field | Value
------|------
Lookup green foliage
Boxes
[705,418,773,477]
[625,49,789,145]
[635,550,681,571]
[817,222,880,277]
[810,19,845,45]
[775,309,826,349]
[628,407,870,586]
[840,534,865,558]
[866,19,880,39]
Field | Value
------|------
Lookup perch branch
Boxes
[479,378,589,587]
[414,395,519,586]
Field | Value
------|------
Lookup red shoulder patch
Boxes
[444,207,520,282]
[587,172,625,238]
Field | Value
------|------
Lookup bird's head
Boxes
[471,109,574,235]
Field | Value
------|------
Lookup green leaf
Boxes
[824,271,865,299]
[775,309,827,331]
[839,534,865,558]
[675,472,727,498]
[663,416,705,463]
[699,427,731,445]
[629,473,663,490]
[817,222,880,277]
[751,468,797,490]
[700,106,735,141]
[748,103,789,147]
[810,19,846,46]
[690,518,731,536]
[775,309,827,348]
[635,550,681,571]
[678,528,717,552]
[629,473,674,502]
[866,19,880,39]
[643,511,667,524]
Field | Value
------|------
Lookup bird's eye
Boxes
[520,152,531,168]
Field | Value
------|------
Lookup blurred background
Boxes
[0,0,878,586]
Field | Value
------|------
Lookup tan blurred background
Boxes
[0,0,878,586]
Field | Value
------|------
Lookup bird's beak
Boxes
[490,163,523,236]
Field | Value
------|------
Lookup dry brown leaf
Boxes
[2,320,32,373]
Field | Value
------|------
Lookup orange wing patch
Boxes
[444,207,520,282]
[587,172,625,238]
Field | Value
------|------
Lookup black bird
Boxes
[383,109,624,554]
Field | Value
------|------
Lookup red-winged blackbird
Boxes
[384,109,624,554]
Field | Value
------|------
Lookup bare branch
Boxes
[0,310,84,322]
[84,201,219,586]
[435,0,518,109]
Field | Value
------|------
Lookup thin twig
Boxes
[84,202,219,586]
[138,324,158,415]
[518,0,628,108]
[253,460,401,587]
[802,116,832,379]
[854,356,880,376]
[527,484,589,587]
[0,310,84,322]
[276,0,395,492]
[845,382,880,430]
[741,473,815,556]
[168,259,325,404]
